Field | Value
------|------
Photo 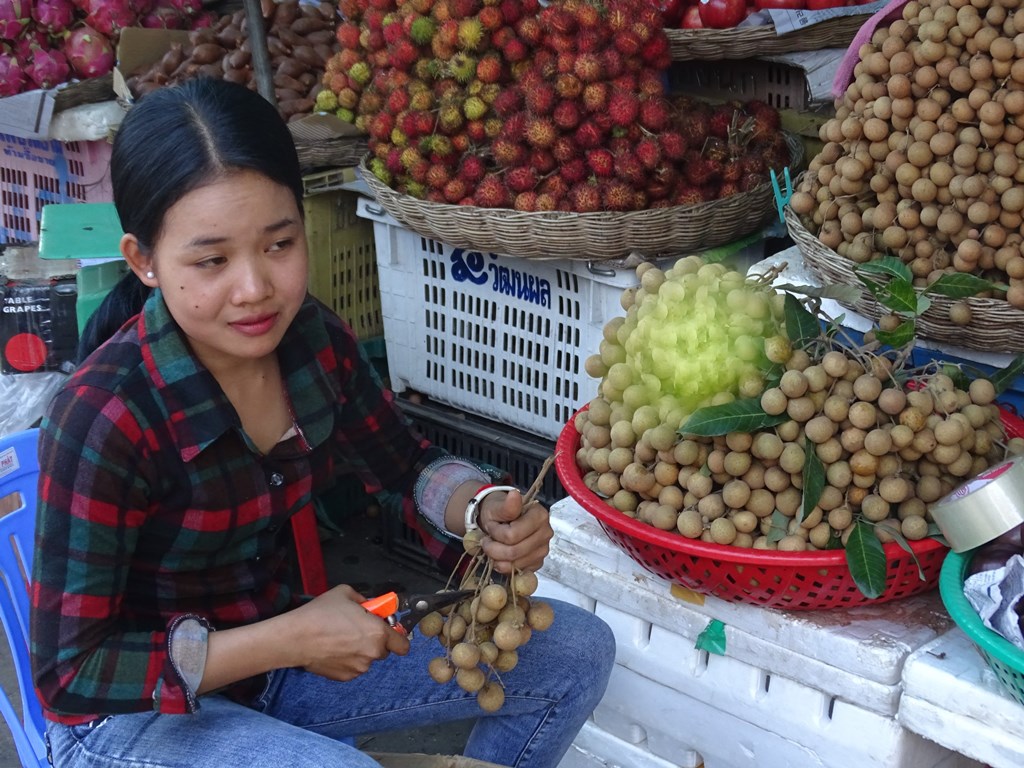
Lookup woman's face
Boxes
[142,170,309,371]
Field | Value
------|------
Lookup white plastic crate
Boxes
[899,629,1024,768]
[357,197,643,440]
[538,498,976,768]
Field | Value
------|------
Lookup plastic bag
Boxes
[0,370,66,438]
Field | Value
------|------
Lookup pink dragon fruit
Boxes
[82,0,137,37]
[63,24,113,78]
[139,5,182,28]
[0,0,32,41]
[32,0,74,34]
[26,44,68,88]
[0,48,25,94]
[11,23,47,58]
[164,0,200,18]
[129,0,155,14]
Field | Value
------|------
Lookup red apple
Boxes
[805,0,845,8]
[698,0,747,28]
[754,0,805,8]
[680,4,705,27]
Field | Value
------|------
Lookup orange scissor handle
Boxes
[361,591,400,618]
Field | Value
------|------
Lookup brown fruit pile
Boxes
[791,0,1024,310]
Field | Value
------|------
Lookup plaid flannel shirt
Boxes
[30,291,462,723]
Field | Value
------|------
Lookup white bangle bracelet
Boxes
[464,484,519,534]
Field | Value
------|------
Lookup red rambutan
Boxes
[475,174,511,208]
[524,116,558,149]
[426,163,451,190]
[476,53,504,84]
[613,29,641,56]
[553,100,581,131]
[502,36,529,63]
[524,83,557,116]
[499,0,522,25]
[638,97,671,132]
[336,23,361,49]
[479,6,503,30]
[587,148,615,178]
[492,136,528,167]
[636,136,662,170]
[443,177,468,203]
[514,191,539,211]
[600,49,625,80]
[551,135,578,163]
[636,68,665,97]
[574,120,604,149]
[573,52,604,83]
[515,16,543,45]
[614,151,645,188]
[608,91,640,128]
[530,149,557,174]
[535,192,558,211]
[555,73,583,100]
[581,82,609,113]
[459,154,487,185]
[560,157,588,185]
[640,33,671,70]
[506,165,540,193]
[569,182,601,213]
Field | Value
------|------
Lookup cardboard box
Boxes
[0,276,79,374]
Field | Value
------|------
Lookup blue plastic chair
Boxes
[0,428,48,767]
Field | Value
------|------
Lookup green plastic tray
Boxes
[38,202,122,261]
[939,549,1024,706]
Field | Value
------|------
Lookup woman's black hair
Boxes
[76,78,306,363]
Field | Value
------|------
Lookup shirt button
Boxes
[269,472,284,486]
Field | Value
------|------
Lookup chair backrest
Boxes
[0,428,49,766]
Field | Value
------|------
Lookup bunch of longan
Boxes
[575,346,1021,551]
[421,467,555,712]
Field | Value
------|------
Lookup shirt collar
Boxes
[140,291,337,462]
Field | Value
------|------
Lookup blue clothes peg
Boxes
[770,167,793,225]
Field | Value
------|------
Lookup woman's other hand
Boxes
[477,489,552,574]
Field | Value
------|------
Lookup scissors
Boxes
[361,589,474,634]
[770,166,793,225]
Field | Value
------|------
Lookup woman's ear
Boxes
[121,234,158,287]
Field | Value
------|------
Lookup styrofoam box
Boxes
[539,497,981,768]
[899,628,1024,768]
[1,133,113,245]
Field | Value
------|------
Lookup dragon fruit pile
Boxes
[0,0,217,96]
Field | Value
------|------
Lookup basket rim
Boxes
[555,405,947,567]
[939,549,1024,671]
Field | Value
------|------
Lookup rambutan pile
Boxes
[327,0,791,212]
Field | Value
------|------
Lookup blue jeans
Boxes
[45,599,614,768]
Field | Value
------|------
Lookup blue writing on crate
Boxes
[449,248,551,308]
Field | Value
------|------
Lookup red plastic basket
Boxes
[555,406,989,611]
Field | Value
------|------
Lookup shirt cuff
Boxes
[414,457,490,539]
[167,615,211,706]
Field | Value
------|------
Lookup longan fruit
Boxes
[779,443,807,474]
[780,369,810,398]
[687,472,713,498]
[420,612,445,638]
[677,509,704,538]
[901,515,930,540]
[456,667,487,693]
[877,388,908,416]
[724,451,753,477]
[879,476,911,503]
[861,493,891,522]
[969,378,996,405]
[429,657,456,684]
[777,535,808,551]
[822,351,850,379]
[863,427,894,456]
[849,401,879,430]
[722,479,752,509]
[513,571,539,597]
[828,506,854,530]
[731,510,759,534]
[853,374,884,402]
[493,649,518,673]
[477,681,506,712]
[527,601,554,631]
[934,418,966,446]
[850,449,879,477]
[787,396,817,423]
[775,487,802,516]
[897,498,927,520]
[698,493,726,520]
[840,427,867,454]
[493,621,523,652]
[823,395,851,423]
[916,475,944,503]
[747,489,776,518]
[805,415,837,444]
[899,406,927,432]
[826,461,853,489]
[649,504,678,530]
[761,387,788,416]
[709,517,738,545]
[452,642,482,670]
[804,365,831,393]
[481,584,509,612]
[752,432,784,461]
[777,419,801,442]
[463,528,485,556]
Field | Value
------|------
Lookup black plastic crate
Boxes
[384,397,564,569]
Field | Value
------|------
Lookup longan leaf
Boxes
[800,437,824,526]
[861,277,918,315]
[680,398,788,437]
[845,521,888,599]
[915,294,932,316]
[855,256,913,284]
[925,272,1005,299]
[874,521,926,582]
[783,293,820,347]
[992,354,1024,396]
[695,619,727,656]
[875,320,917,350]
[774,283,865,305]
[767,509,789,544]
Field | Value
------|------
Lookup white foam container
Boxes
[899,628,1024,768]
[540,498,981,768]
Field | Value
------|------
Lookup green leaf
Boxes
[940,364,971,391]
[761,363,785,390]
[800,437,824,526]
[992,354,1024,396]
[872,520,926,581]
[767,509,789,544]
[774,283,866,305]
[875,320,917,349]
[695,619,727,656]
[680,398,788,437]
[856,256,913,283]
[862,277,919,314]
[845,521,888,599]
[926,272,1002,299]
[915,294,932,315]
[783,293,821,347]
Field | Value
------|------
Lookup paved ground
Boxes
[0,507,472,766]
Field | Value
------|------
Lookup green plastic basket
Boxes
[939,549,1024,706]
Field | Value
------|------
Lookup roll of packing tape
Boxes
[931,454,1024,553]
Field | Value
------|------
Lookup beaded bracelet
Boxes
[464,484,519,534]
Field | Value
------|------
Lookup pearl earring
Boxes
[146,271,155,279]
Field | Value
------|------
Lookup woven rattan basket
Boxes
[359,134,802,260]
[665,15,867,60]
[295,136,369,173]
[785,205,1024,353]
